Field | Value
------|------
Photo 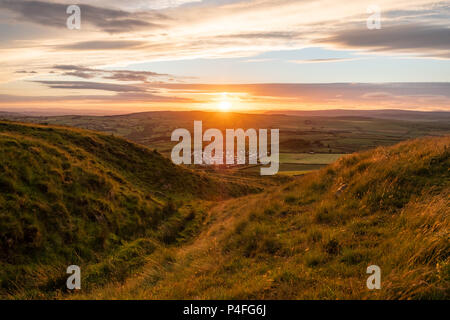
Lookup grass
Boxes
[1,119,448,300]
[277,170,313,176]
[72,135,449,300]
[278,153,346,164]
[0,121,257,298]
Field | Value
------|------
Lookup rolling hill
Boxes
[74,135,449,300]
[264,109,450,121]
[1,120,448,299]
[3,110,449,178]
[0,121,256,298]
[2,111,449,157]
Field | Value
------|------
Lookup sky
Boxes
[0,0,449,113]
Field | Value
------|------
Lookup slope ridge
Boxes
[77,136,449,299]
[0,121,255,298]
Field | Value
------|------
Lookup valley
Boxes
[0,111,448,299]
[2,110,449,177]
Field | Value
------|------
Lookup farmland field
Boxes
[278,153,345,164]
[245,153,346,175]
[1,110,449,178]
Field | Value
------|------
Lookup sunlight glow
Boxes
[218,93,232,112]
[219,101,232,112]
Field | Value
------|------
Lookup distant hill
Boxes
[0,121,256,298]
[1,110,449,156]
[263,109,450,121]
[3,108,448,121]
[76,135,449,300]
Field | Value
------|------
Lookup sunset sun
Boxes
[219,101,232,112]
[218,93,232,112]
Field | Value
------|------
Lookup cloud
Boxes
[0,92,190,103]
[289,58,360,64]
[2,82,449,110]
[33,80,145,92]
[0,0,166,33]
[361,92,397,99]
[218,31,299,40]
[57,40,147,50]
[15,70,37,74]
[51,65,169,82]
[59,71,95,79]
[40,0,201,11]
[0,0,449,99]
[103,70,168,82]
[321,24,450,58]
[148,82,450,103]
[52,65,93,71]
[2,0,449,65]
[243,58,274,63]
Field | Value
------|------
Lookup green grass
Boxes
[73,135,449,300]
[277,153,346,164]
[277,170,313,176]
[0,121,257,298]
[1,119,449,300]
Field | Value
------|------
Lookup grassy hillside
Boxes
[3,111,450,156]
[76,136,449,300]
[0,121,256,298]
[3,110,449,177]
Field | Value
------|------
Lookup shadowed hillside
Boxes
[0,121,256,298]
[76,136,449,300]
[1,121,448,299]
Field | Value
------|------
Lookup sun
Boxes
[218,100,232,112]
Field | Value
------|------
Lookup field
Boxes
[241,153,345,176]
[278,153,345,164]
[273,153,346,175]
[0,116,448,300]
[71,135,450,300]
[2,111,449,179]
